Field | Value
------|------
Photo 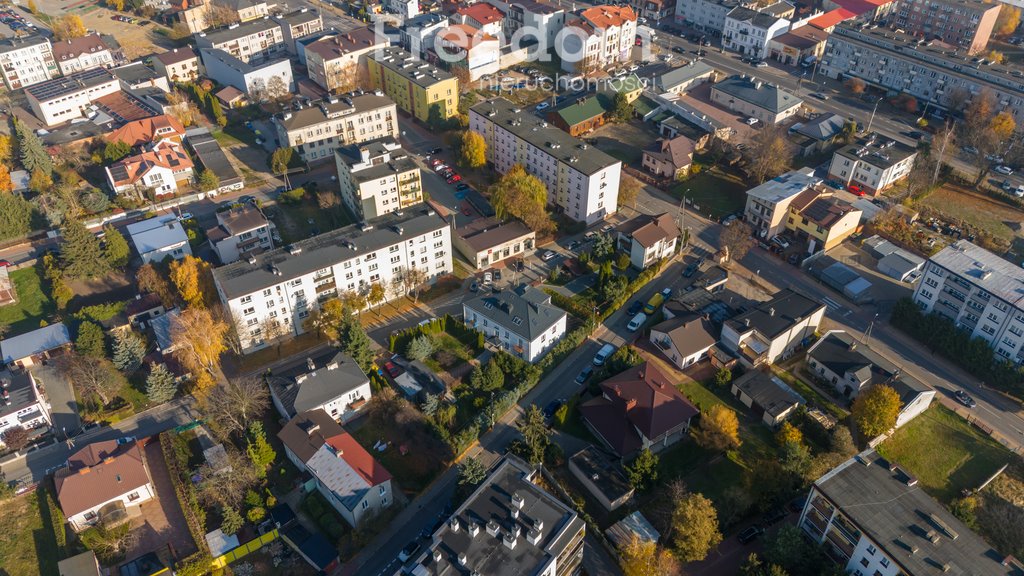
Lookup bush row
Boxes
[389,314,484,355]
[159,433,209,561]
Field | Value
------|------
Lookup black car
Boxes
[954,389,977,408]
[575,366,594,384]
[399,541,422,562]
[240,194,257,204]
[627,300,644,315]
[762,508,788,526]
[672,46,687,54]
[693,49,707,56]
[907,130,925,139]
[494,270,502,281]
[543,399,565,419]
[516,260,525,272]
[738,526,763,544]
[428,147,443,155]
[683,262,699,278]
[469,282,479,292]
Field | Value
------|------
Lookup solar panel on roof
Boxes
[109,164,130,182]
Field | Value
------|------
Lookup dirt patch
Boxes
[75,5,176,61]
[588,119,661,167]
[918,183,1024,248]
[127,440,199,562]
[976,467,1024,559]
[65,269,134,311]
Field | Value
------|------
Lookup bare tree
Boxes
[742,124,794,184]
[720,221,756,264]
[202,376,270,439]
[328,62,371,94]
[396,266,429,304]
[206,4,239,27]
[167,89,199,127]
[195,448,260,509]
[59,354,126,407]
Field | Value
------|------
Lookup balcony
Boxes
[315,280,337,294]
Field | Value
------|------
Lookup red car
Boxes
[0,260,9,267]
[447,175,462,184]
[384,361,402,378]
[848,184,865,196]
[430,159,443,167]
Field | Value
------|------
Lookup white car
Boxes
[541,251,557,261]
[745,117,759,126]
[483,271,493,284]
[627,312,647,332]
[535,102,550,111]
[177,212,193,221]
[995,165,1014,175]
[433,164,448,172]
[1015,186,1024,198]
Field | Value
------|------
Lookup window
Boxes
[240,295,252,304]
[866,545,876,555]
[361,500,369,510]
[859,558,869,568]
[263,288,273,296]
[379,485,386,495]
[879,558,890,568]
[243,307,255,315]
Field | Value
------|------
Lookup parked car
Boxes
[455,183,469,191]
[660,287,672,299]
[762,508,788,526]
[961,146,979,155]
[384,361,402,378]
[177,212,193,221]
[995,165,1014,175]
[543,399,565,420]
[430,158,443,166]
[809,92,829,100]
[593,344,617,366]
[745,117,759,126]
[535,101,550,111]
[683,262,699,277]
[568,240,580,251]
[575,366,594,384]
[428,147,443,155]
[469,281,479,292]
[483,271,493,284]
[627,300,644,316]
[672,46,687,54]
[753,60,768,68]
[848,184,866,196]
[240,195,256,204]
[541,251,557,261]
[643,293,664,315]
[447,175,462,184]
[433,164,448,172]
[954,389,977,408]
[771,235,790,249]
[115,435,138,445]
[0,259,10,268]
[738,526,763,544]
[399,541,422,562]
[627,312,647,332]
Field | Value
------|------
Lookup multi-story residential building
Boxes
[26,68,120,126]
[196,18,287,64]
[827,132,917,195]
[784,190,861,252]
[745,168,821,239]
[891,0,999,55]
[437,24,500,81]
[199,47,293,99]
[463,285,568,362]
[112,62,171,93]
[913,240,1024,364]
[208,204,275,264]
[613,212,679,269]
[335,138,422,220]
[723,6,791,59]
[710,74,803,123]
[469,98,622,224]
[768,24,829,65]
[561,5,638,72]
[407,456,586,576]
[820,24,1024,123]
[126,215,193,264]
[384,0,420,20]
[504,0,565,55]
[366,46,459,122]
[212,0,271,22]
[153,47,203,83]
[642,135,694,180]
[400,13,450,59]
[106,139,195,198]
[274,93,397,163]
[0,369,51,447]
[212,206,452,353]
[266,350,371,422]
[55,439,156,532]
[455,2,505,37]
[629,0,674,23]
[272,8,324,53]
[721,288,826,366]
[304,27,387,93]
[0,35,57,91]
[674,0,745,35]
[799,450,1018,576]
[52,34,116,75]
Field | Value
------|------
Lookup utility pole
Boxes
[867,98,881,133]
[933,121,955,187]
[677,188,689,248]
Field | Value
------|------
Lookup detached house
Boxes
[153,47,202,83]
[731,369,805,426]
[278,410,393,527]
[642,135,694,180]
[0,369,52,446]
[463,285,567,363]
[580,361,699,458]
[55,439,156,532]
[721,288,825,366]
[52,34,116,75]
[649,314,718,369]
[266,351,372,423]
[208,204,275,264]
[126,216,192,264]
[710,74,802,124]
[105,139,194,197]
[613,212,679,270]
[107,114,186,149]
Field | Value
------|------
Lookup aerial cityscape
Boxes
[0,0,1023,573]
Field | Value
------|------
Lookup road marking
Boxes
[821,297,841,311]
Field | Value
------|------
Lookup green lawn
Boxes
[349,417,448,494]
[671,168,749,220]
[0,489,61,576]
[270,198,354,245]
[677,379,728,412]
[876,405,1013,503]
[0,266,55,336]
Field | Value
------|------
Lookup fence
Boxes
[210,529,280,572]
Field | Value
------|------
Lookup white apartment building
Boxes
[913,240,1024,364]
[0,35,57,91]
[744,167,821,239]
[196,18,287,64]
[710,74,802,124]
[827,133,917,196]
[0,370,51,447]
[504,0,565,55]
[199,47,294,99]
[212,206,452,354]
[470,98,622,225]
[437,24,500,81]
[153,47,202,83]
[675,0,745,34]
[272,8,324,53]
[212,0,272,22]
[721,288,826,366]
[384,0,420,20]
[273,93,398,163]
[208,205,275,264]
[463,285,568,363]
[26,68,120,126]
[400,13,450,59]
[267,351,371,422]
[561,5,637,72]
[335,138,422,220]
[722,6,790,59]
[304,27,387,92]
[52,34,116,75]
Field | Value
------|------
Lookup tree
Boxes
[75,321,107,359]
[246,421,276,477]
[830,425,856,456]
[169,255,213,309]
[469,361,504,394]
[13,118,50,175]
[844,77,866,94]
[996,5,1021,37]
[0,134,11,165]
[197,169,220,192]
[221,507,244,536]
[743,124,794,184]
[112,330,145,373]
[206,3,240,27]
[60,355,126,406]
[458,130,487,168]
[1,425,30,451]
[457,456,488,486]
[79,523,137,564]
[406,334,435,361]
[52,14,87,40]
[987,50,1006,65]
[103,140,131,163]
[28,168,52,194]
[271,147,294,190]
[851,384,901,438]
[490,165,554,234]
[60,218,109,279]
[102,224,130,269]
[265,76,289,104]
[720,221,756,263]
[0,163,11,194]
[26,0,36,13]
[337,308,375,373]
[990,111,1016,142]
[618,175,642,210]
[203,377,270,439]
[619,534,680,576]
[395,265,429,304]
[136,264,175,308]
[959,90,1002,185]
[740,554,791,576]
[670,491,722,562]
[171,307,229,394]
[0,193,33,241]
[167,89,199,127]
[611,91,633,123]
[367,282,386,313]
[693,405,741,452]
[625,448,659,490]
[108,0,125,10]
[302,298,344,341]
[775,421,803,447]
[145,362,178,403]
[779,439,812,476]
[195,449,260,510]
[518,404,550,465]
[714,367,732,387]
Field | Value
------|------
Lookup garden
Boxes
[389,314,485,384]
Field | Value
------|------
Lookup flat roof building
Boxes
[26,68,120,126]
[366,46,459,123]
[274,93,398,164]
[828,132,918,195]
[0,35,57,91]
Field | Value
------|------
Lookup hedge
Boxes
[389,314,484,356]
[159,433,209,560]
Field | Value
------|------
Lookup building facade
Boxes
[208,205,274,264]
[561,5,638,72]
[723,6,791,59]
[26,68,120,126]
[335,138,422,221]
[453,218,536,270]
[304,28,387,93]
[827,132,917,195]
[470,98,622,225]
[744,167,821,239]
[504,0,565,56]
[463,285,568,362]
[52,34,115,75]
[199,47,294,99]
[272,8,324,53]
[0,35,57,91]
[675,0,744,34]
[366,46,459,122]
[710,74,802,123]
[614,212,679,269]
[437,24,500,82]
[55,440,156,532]
[0,370,51,446]
[275,94,397,163]
[197,19,287,64]
[890,0,1000,55]
[213,206,452,353]
[721,288,826,366]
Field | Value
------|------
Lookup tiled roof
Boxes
[107,115,185,148]
[55,440,151,518]
[457,2,505,25]
[52,34,109,61]
[304,27,383,61]
[108,140,193,187]
[154,47,197,66]
[809,7,855,29]
[580,5,636,28]
[615,213,679,248]
[438,24,497,50]
[305,432,391,510]
[277,409,344,464]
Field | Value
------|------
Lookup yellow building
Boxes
[366,46,459,124]
[785,190,861,252]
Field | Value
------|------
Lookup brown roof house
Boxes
[580,361,699,458]
[453,217,536,270]
[55,439,156,532]
[649,314,718,370]
[613,212,679,270]
[642,135,694,181]
[107,114,187,149]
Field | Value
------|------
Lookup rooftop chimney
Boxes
[306,357,316,371]
[449,517,460,532]
[432,549,442,563]
[768,307,775,317]
[527,529,542,545]
[468,522,480,537]
[457,552,468,566]
[486,520,500,537]
[511,492,525,510]
[503,532,517,550]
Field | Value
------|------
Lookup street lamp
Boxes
[677,188,689,248]
[867,97,882,133]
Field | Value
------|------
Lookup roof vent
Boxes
[449,517,460,532]
[432,549,442,563]
[468,522,480,537]
[326,361,339,371]
[511,507,519,520]
[457,552,468,566]
[306,357,316,371]
[503,532,517,550]
[486,519,500,536]
[533,518,544,532]
[512,491,525,509]
[527,529,542,545]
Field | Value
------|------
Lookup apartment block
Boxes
[272,8,324,53]
[26,68,120,126]
[196,18,287,64]
[366,46,459,123]
[674,0,745,34]
[207,205,275,264]
[52,34,116,75]
[463,285,568,362]
[153,47,202,83]
[304,27,387,93]
[561,5,638,72]
[744,168,822,239]
[212,205,451,354]
[0,35,57,91]
[820,24,1024,123]
[212,0,272,22]
[400,13,450,59]
[469,97,622,225]
[890,0,1000,55]
[913,240,1024,364]
[274,93,398,163]
[827,132,917,195]
[335,138,422,220]
[199,47,293,99]
[504,0,565,55]
[723,6,791,59]
[437,24,500,81]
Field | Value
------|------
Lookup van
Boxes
[627,312,647,332]
[593,343,616,366]
[643,293,665,315]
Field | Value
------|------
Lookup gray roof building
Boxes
[0,369,46,423]
[275,93,393,133]
[834,133,918,171]
[726,5,786,28]
[731,369,805,421]
[266,351,370,419]
[186,128,243,189]
[335,138,419,183]
[463,285,566,342]
[369,45,454,89]
[654,60,716,92]
[198,18,282,46]
[807,331,930,402]
[1,323,71,365]
[711,74,802,114]
[928,240,1024,307]
[724,288,824,340]
[794,112,845,142]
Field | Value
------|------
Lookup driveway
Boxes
[32,363,81,438]
[128,440,199,561]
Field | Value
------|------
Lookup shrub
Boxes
[278,187,306,205]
